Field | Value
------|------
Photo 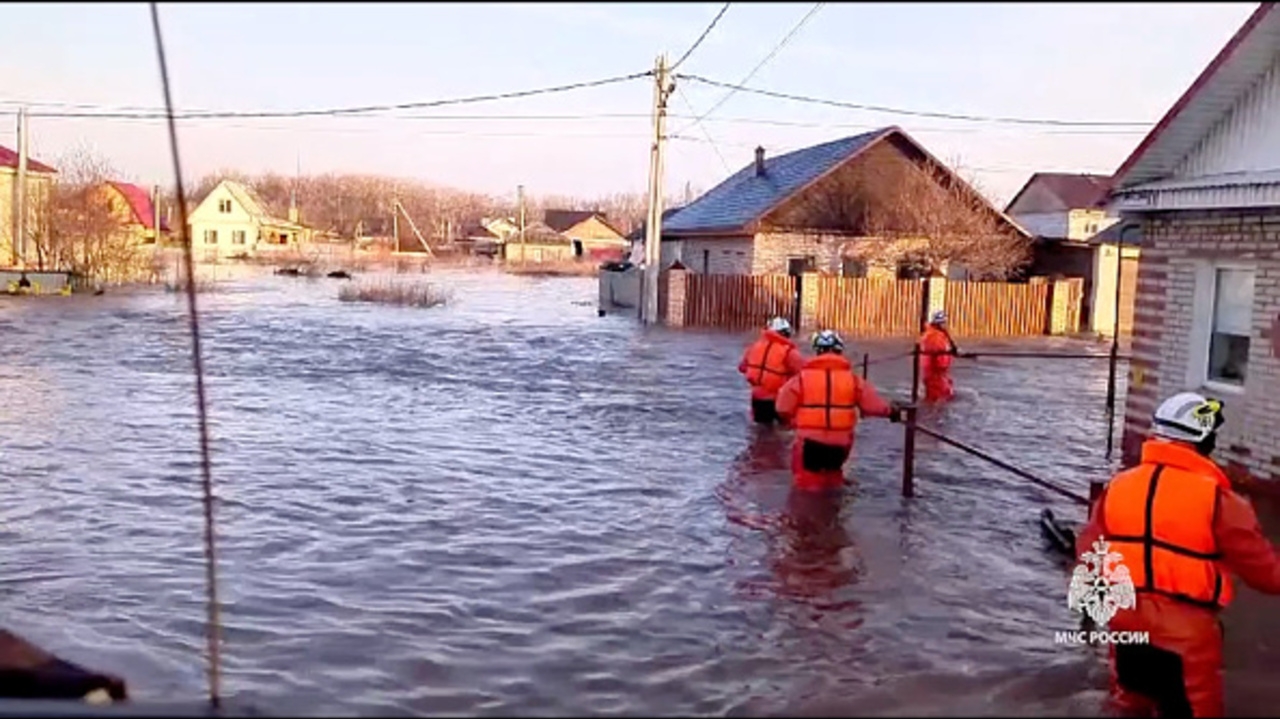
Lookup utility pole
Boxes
[641,54,673,324]
[392,194,399,253]
[517,184,526,266]
[14,106,28,268]
[152,185,162,243]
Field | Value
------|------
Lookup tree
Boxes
[30,148,156,283]
[762,140,1031,279]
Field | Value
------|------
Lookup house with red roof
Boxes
[0,144,57,268]
[99,181,170,244]
[1107,2,1280,487]
[1003,172,1138,337]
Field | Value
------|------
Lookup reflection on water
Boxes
[0,269,1275,716]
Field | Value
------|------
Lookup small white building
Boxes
[1110,1,1280,485]
[187,179,309,262]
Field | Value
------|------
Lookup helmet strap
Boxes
[1195,432,1218,457]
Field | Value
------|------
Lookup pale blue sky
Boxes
[0,2,1259,205]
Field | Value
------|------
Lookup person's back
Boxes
[775,330,901,491]
[919,310,957,402]
[1076,392,1280,717]
[738,316,804,425]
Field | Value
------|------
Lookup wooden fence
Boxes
[944,280,1049,337]
[682,273,796,331]
[670,272,1081,337]
[813,277,923,337]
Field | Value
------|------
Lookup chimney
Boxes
[754,146,766,177]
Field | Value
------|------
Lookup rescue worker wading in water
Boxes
[738,316,805,425]
[774,330,903,491]
[918,310,959,403]
[1076,392,1280,717]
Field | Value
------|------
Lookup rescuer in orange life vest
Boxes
[919,310,960,403]
[1075,392,1280,718]
[738,316,806,425]
[774,329,904,491]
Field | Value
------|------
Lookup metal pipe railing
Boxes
[957,351,1132,361]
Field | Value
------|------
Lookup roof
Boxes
[106,181,170,231]
[1111,2,1280,191]
[516,221,570,244]
[663,126,1028,239]
[461,223,501,240]
[211,179,302,227]
[626,207,684,242]
[1088,220,1142,246]
[1003,173,1113,213]
[542,209,625,237]
[0,145,56,174]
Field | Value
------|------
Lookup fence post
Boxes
[861,351,869,379]
[911,276,929,404]
[902,404,918,498]
[799,271,821,332]
[663,268,688,327]
[1089,479,1105,504]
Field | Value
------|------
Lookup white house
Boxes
[1109,1,1280,486]
[187,179,309,262]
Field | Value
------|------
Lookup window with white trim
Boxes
[203,229,218,245]
[1206,266,1254,385]
[232,230,247,245]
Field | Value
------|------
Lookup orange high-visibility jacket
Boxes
[738,330,804,399]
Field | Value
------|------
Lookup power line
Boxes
[674,85,732,173]
[671,2,732,71]
[675,73,1156,128]
[677,2,824,134]
[12,71,652,120]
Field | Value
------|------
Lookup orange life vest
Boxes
[791,354,862,432]
[743,331,797,393]
[1101,445,1234,610]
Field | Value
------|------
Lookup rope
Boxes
[148,3,223,708]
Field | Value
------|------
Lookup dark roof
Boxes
[107,181,170,231]
[461,223,500,240]
[1088,220,1142,246]
[1004,173,1113,213]
[519,221,570,244]
[0,145,56,174]
[626,207,684,242]
[1111,2,1280,191]
[663,130,890,235]
[543,209,626,238]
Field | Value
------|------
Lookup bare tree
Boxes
[762,140,1031,279]
[29,148,155,283]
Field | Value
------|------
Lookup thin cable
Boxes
[674,85,732,173]
[148,2,223,709]
[677,2,824,134]
[21,72,651,120]
[671,2,732,71]
[675,73,1155,128]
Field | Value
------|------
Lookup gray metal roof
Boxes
[662,128,892,235]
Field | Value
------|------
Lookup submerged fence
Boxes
[663,270,1083,338]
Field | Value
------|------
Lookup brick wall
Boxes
[750,232,847,274]
[1121,209,1280,490]
[660,237,753,273]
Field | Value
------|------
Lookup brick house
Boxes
[1109,2,1280,486]
[658,126,1028,278]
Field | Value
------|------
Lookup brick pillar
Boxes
[927,275,947,319]
[664,268,688,327]
[800,272,821,330]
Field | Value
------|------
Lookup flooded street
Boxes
[0,269,1276,716]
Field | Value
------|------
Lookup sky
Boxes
[0,2,1261,207]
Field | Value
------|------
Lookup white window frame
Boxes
[218,199,232,214]
[232,229,246,245]
[1186,259,1256,396]
[203,229,219,245]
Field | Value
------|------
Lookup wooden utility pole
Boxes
[517,184,526,266]
[392,194,400,253]
[13,106,28,268]
[641,54,672,324]
[152,185,162,243]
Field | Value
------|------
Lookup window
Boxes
[232,230,246,245]
[842,259,868,278]
[203,229,218,245]
[787,255,816,276]
[1206,267,1254,385]
[218,199,232,213]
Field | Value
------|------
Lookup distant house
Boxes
[0,145,57,268]
[626,207,683,264]
[457,222,502,257]
[658,126,1029,278]
[1108,2,1280,484]
[100,181,170,244]
[1003,172,1127,332]
[483,217,521,242]
[502,221,574,263]
[187,179,311,262]
[542,209,629,261]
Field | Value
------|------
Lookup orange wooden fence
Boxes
[813,277,923,337]
[682,273,796,331]
[944,281,1049,337]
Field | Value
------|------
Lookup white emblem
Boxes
[1068,538,1137,625]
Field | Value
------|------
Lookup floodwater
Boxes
[0,269,1277,717]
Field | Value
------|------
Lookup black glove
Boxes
[888,401,905,423]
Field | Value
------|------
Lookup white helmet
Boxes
[811,329,845,353]
[767,316,792,336]
[931,310,948,325]
[1152,392,1225,444]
